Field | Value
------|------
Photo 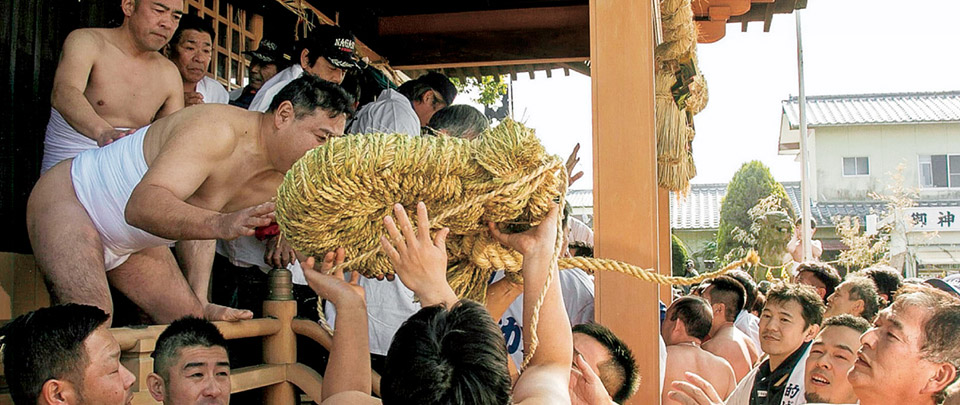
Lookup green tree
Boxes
[717,161,795,263]
[672,234,691,276]
[449,76,508,108]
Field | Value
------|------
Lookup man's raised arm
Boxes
[50,30,121,146]
[490,204,573,404]
[125,125,273,241]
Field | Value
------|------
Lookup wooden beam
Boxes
[393,57,589,71]
[763,3,776,32]
[231,364,286,393]
[378,6,588,36]
[590,0,660,404]
[286,363,324,402]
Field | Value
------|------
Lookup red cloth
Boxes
[255,223,280,241]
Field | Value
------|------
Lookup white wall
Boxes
[813,123,960,201]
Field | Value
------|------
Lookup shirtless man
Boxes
[27,75,353,324]
[702,276,760,382]
[42,0,185,173]
[661,296,737,404]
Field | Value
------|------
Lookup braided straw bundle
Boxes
[655,69,697,193]
[276,119,565,300]
[275,119,758,368]
[656,0,696,63]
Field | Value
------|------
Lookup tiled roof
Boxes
[567,183,960,230]
[670,183,727,229]
[782,91,960,129]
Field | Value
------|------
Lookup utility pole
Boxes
[796,10,813,261]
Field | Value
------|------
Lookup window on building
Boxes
[184,0,263,89]
[919,154,960,188]
[842,157,869,176]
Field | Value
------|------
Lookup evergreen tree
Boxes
[672,234,691,276]
[717,161,795,263]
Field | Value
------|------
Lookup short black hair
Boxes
[152,316,228,382]
[766,283,825,328]
[706,275,746,322]
[398,72,457,107]
[858,265,903,307]
[796,217,817,230]
[727,270,759,312]
[668,296,713,341]
[797,262,842,302]
[573,323,640,403]
[822,314,871,334]
[842,275,881,321]
[427,105,489,139]
[0,304,109,404]
[168,14,215,57]
[382,300,511,405]
[267,74,355,118]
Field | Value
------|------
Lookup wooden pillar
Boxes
[590,0,660,403]
[659,189,673,304]
[263,269,297,404]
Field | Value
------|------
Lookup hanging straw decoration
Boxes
[654,0,708,194]
[275,121,754,368]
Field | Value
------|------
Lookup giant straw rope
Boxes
[275,120,755,368]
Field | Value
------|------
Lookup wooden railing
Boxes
[1,268,379,404]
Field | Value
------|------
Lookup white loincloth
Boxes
[42,108,98,174]
[70,125,174,270]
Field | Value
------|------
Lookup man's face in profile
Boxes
[805,325,861,404]
[80,326,136,404]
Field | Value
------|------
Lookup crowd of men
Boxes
[3,0,960,404]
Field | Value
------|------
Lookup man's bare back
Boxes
[43,0,184,172]
[662,344,737,404]
[702,324,757,382]
[28,76,353,324]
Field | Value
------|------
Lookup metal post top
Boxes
[268,268,295,301]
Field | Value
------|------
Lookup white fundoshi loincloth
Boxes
[42,108,133,174]
[70,125,174,270]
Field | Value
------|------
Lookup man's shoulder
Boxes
[63,28,108,50]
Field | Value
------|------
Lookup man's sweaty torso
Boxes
[140,104,283,214]
[72,28,182,129]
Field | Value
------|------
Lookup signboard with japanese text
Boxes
[907,207,958,232]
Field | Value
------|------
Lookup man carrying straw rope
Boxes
[306,201,573,404]
[26,75,353,325]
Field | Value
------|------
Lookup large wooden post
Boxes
[263,268,297,404]
[590,0,661,403]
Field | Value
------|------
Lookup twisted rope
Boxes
[276,121,755,367]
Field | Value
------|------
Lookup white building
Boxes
[778,91,960,277]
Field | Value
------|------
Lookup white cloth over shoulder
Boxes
[324,275,422,356]
[247,64,303,112]
[42,107,98,174]
[214,238,308,285]
[496,268,596,368]
[347,89,420,136]
[725,345,810,405]
[196,76,229,104]
[735,309,762,355]
[70,126,175,271]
